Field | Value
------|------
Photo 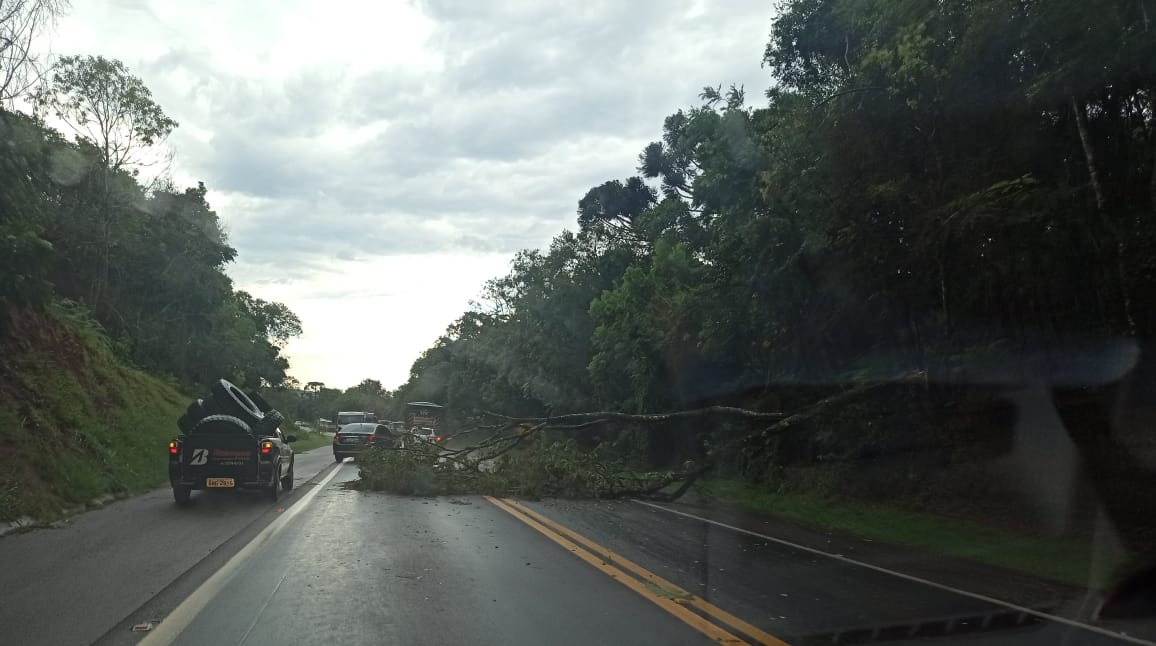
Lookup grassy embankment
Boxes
[0,304,188,522]
[695,478,1125,589]
[283,424,330,453]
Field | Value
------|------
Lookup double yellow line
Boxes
[485,496,789,646]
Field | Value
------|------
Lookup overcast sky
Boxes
[46,0,774,390]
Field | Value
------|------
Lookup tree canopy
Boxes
[0,55,299,390]
[395,0,1156,472]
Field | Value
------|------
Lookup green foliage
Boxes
[392,227,636,421]
[1,78,300,390]
[482,439,675,498]
[355,440,444,496]
[0,50,301,391]
[589,240,713,412]
[266,379,397,428]
[237,291,303,347]
[354,437,677,499]
[394,0,1156,514]
[0,111,56,333]
[577,177,656,244]
[281,423,329,453]
[34,55,178,172]
[0,309,187,521]
[0,226,53,329]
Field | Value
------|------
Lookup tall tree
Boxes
[35,55,177,173]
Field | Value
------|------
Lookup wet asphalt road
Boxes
[2,451,1155,646]
[0,446,335,646]
[149,466,710,646]
[522,499,1156,645]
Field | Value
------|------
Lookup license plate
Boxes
[205,477,235,488]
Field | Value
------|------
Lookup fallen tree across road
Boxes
[355,373,925,500]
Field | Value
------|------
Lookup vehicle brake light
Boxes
[169,440,179,455]
[260,441,273,455]
[435,436,442,443]
[334,433,342,443]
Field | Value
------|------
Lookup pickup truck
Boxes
[169,413,297,504]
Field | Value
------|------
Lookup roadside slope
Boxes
[0,304,187,522]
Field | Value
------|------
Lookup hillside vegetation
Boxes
[1,58,301,393]
[0,27,306,520]
[0,305,187,522]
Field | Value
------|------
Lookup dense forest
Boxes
[4,0,1156,546]
[0,11,300,390]
[391,0,1156,542]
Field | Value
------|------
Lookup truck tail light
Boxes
[260,441,273,455]
[334,433,342,443]
[169,440,180,455]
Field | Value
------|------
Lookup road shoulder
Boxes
[644,497,1087,610]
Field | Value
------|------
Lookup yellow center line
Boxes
[500,498,790,646]
[484,496,749,645]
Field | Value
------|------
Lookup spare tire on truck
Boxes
[192,414,253,434]
[253,409,285,435]
[173,413,291,506]
[210,379,264,426]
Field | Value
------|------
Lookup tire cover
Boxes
[191,414,253,434]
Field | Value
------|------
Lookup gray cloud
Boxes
[135,0,776,280]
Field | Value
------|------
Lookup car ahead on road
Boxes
[169,414,296,504]
[410,426,443,446]
[333,422,397,462]
[336,411,374,431]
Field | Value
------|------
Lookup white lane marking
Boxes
[633,500,1154,646]
[139,463,345,646]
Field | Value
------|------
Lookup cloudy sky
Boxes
[46,0,774,390]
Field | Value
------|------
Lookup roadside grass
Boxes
[0,306,187,522]
[284,425,330,453]
[695,479,1123,589]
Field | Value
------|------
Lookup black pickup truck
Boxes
[168,380,297,505]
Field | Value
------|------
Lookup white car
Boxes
[410,427,442,445]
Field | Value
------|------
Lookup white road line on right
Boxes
[633,499,1154,646]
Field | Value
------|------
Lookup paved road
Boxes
[2,453,1155,646]
[0,447,335,646]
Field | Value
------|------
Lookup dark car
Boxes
[169,414,296,504]
[333,422,394,462]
